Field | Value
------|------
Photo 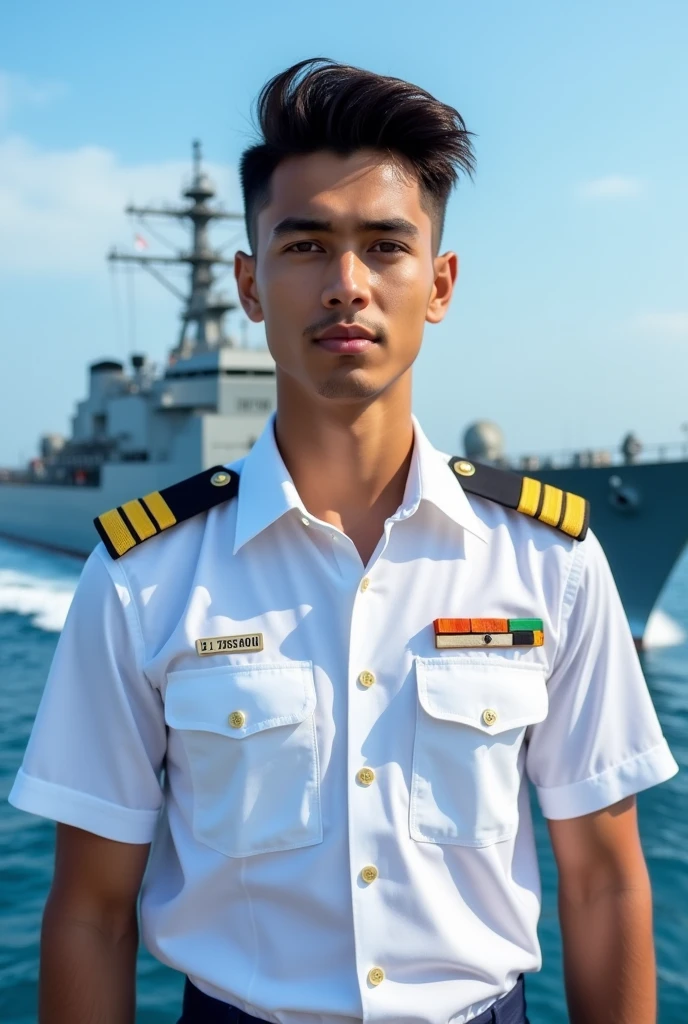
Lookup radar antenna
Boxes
[108,140,243,356]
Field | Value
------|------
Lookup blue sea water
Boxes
[0,536,686,1024]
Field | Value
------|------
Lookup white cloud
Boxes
[577,175,644,200]
[0,70,67,122]
[631,312,688,342]
[0,136,243,274]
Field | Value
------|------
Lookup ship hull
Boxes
[0,460,203,558]
[2,460,687,644]
[0,483,108,556]
[530,460,688,643]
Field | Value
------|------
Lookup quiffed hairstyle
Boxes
[239,58,475,254]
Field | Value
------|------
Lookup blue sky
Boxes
[1,0,687,467]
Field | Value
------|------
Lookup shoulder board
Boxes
[448,457,589,541]
[94,466,240,560]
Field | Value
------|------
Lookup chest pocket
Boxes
[410,657,548,848]
[164,662,322,858]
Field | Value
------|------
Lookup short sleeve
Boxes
[526,530,678,819]
[8,546,166,843]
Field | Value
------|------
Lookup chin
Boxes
[315,373,383,402]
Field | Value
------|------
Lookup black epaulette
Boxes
[448,457,589,541]
[94,466,240,560]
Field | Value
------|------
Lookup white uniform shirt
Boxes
[10,416,678,1024]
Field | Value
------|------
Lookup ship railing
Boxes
[507,440,688,472]
[0,468,102,487]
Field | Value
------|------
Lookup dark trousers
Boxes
[177,974,529,1024]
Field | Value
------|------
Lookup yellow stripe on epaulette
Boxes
[142,491,176,530]
[517,477,541,517]
[94,466,240,559]
[517,477,588,539]
[122,498,158,540]
[449,457,590,541]
[97,508,137,557]
[560,491,587,539]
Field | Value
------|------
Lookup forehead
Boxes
[258,150,430,237]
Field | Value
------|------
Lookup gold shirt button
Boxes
[358,670,376,688]
[357,767,375,786]
[361,865,379,884]
[360,576,370,592]
[368,967,385,986]
[229,710,246,728]
[482,708,498,727]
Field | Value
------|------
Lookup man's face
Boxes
[235,149,457,404]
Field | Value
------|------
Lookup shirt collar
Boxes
[232,414,488,553]
[232,415,304,554]
[407,416,489,543]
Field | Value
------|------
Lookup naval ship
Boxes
[0,142,276,554]
[1,143,687,645]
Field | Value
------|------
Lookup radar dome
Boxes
[463,421,505,463]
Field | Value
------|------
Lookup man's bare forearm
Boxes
[39,891,139,1024]
[559,878,656,1024]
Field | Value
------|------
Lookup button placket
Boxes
[347,567,388,1014]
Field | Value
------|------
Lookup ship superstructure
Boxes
[0,142,275,554]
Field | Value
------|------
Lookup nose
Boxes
[321,251,372,309]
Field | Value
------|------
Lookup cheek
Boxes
[257,266,309,336]
[257,263,294,307]
[381,268,434,324]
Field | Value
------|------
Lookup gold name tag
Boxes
[195,633,264,656]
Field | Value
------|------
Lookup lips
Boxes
[316,336,376,354]
[314,324,379,354]
[316,325,377,341]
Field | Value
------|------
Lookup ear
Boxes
[234,251,264,323]
[425,251,458,325]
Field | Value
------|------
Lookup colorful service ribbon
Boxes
[433,618,544,649]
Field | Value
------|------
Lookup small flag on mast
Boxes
[134,234,149,251]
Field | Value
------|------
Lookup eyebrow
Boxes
[271,216,420,239]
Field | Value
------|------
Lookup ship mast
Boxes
[108,140,243,357]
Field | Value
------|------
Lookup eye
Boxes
[285,241,324,253]
[370,241,406,254]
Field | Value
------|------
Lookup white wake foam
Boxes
[643,609,686,648]
[0,568,78,632]
[0,540,82,632]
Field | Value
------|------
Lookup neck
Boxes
[274,376,415,564]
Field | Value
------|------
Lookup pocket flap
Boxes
[165,661,316,738]
[415,657,548,735]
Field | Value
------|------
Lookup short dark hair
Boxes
[239,57,475,254]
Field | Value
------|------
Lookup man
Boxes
[10,57,678,1024]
